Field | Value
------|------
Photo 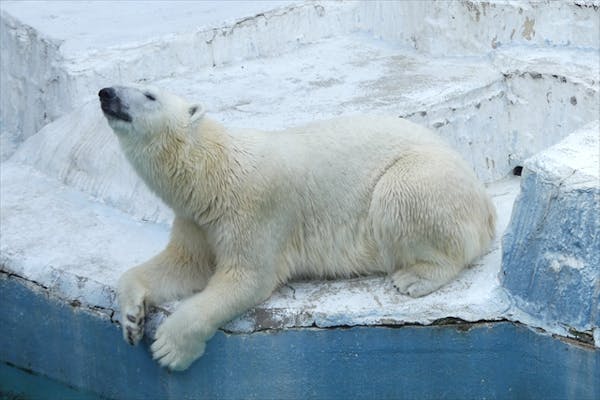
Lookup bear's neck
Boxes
[122,118,237,225]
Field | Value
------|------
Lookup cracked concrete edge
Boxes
[0,269,117,323]
[0,266,494,335]
[3,269,596,351]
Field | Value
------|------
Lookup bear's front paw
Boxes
[117,274,147,345]
[120,300,146,346]
[151,313,207,371]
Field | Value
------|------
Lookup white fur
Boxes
[103,85,496,371]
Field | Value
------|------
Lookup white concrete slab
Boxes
[0,0,299,57]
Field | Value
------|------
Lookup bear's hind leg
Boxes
[392,260,463,298]
[371,153,483,298]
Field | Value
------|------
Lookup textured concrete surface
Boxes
[502,121,600,339]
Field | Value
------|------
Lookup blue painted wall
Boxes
[1,275,598,400]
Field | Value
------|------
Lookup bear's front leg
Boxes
[117,217,213,345]
[151,266,277,371]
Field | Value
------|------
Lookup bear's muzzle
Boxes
[99,87,132,122]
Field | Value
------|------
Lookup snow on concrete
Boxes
[502,120,600,341]
[7,32,598,224]
[2,0,598,159]
[491,46,600,169]
[525,120,600,185]
[0,161,171,311]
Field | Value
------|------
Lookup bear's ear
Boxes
[188,104,205,125]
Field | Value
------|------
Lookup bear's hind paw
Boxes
[392,269,442,298]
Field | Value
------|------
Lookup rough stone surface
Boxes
[502,120,600,337]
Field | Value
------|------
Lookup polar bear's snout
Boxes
[99,87,132,122]
[98,87,116,100]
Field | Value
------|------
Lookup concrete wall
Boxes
[2,275,598,400]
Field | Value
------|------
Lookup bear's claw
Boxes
[121,302,145,346]
[392,269,441,298]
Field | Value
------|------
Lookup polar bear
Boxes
[99,85,496,371]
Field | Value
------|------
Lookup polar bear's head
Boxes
[98,85,204,139]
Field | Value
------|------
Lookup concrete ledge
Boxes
[502,120,600,340]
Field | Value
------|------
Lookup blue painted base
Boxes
[1,360,105,400]
[1,275,598,400]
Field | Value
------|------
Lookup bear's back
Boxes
[228,115,467,222]
[237,115,453,185]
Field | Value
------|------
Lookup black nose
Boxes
[99,87,116,100]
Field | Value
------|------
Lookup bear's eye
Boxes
[144,93,156,101]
